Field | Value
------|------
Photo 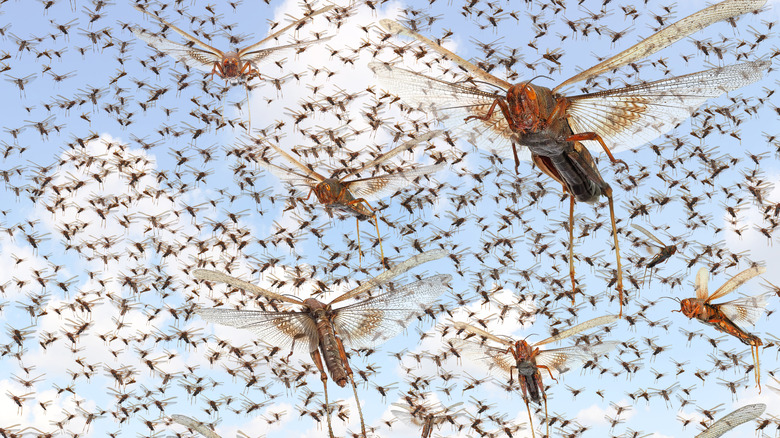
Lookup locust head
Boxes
[313,179,343,204]
[678,298,705,319]
[505,83,544,133]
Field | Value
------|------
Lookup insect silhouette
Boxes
[260,131,444,264]
[447,315,619,438]
[390,399,464,438]
[695,403,765,438]
[631,223,677,285]
[193,249,451,438]
[132,4,333,129]
[370,0,770,316]
[675,266,768,389]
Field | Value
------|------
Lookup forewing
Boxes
[344,163,446,200]
[536,315,618,346]
[170,415,221,438]
[567,61,770,155]
[237,4,335,55]
[695,267,709,300]
[695,403,766,438]
[536,341,619,374]
[716,293,769,327]
[708,266,767,301]
[132,28,219,72]
[445,336,515,381]
[631,224,666,247]
[240,37,334,66]
[368,62,523,161]
[196,307,318,352]
[554,0,767,92]
[332,274,451,348]
[379,19,512,90]
[193,269,302,304]
[331,248,448,304]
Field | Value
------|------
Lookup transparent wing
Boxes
[567,61,770,155]
[196,307,318,352]
[368,62,522,161]
[445,336,515,381]
[716,293,769,327]
[695,267,710,301]
[193,269,302,304]
[132,28,220,72]
[332,274,451,349]
[345,163,446,200]
[631,224,666,247]
[240,37,334,66]
[257,159,319,190]
[708,266,767,301]
[331,248,448,304]
[342,130,442,179]
[134,4,223,55]
[554,0,767,92]
[379,19,512,90]
[695,403,766,438]
[170,415,221,438]
[237,4,335,55]
[536,315,619,346]
[536,341,620,374]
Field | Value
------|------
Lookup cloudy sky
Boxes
[0,0,779,437]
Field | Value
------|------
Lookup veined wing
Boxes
[708,265,766,301]
[695,267,710,300]
[332,274,451,348]
[554,0,767,92]
[379,19,512,90]
[332,248,448,304]
[535,315,618,346]
[170,415,221,438]
[716,293,770,327]
[263,142,328,182]
[132,28,220,73]
[258,158,319,190]
[193,269,303,305]
[344,163,446,200]
[196,307,318,352]
[631,224,667,247]
[240,36,334,66]
[695,403,766,438]
[443,336,515,382]
[134,4,223,56]
[536,341,619,374]
[341,130,442,180]
[567,61,770,155]
[368,62,521,161]
[237,4,335,55]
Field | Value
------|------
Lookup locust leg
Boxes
[537,365,557,382]
[311,349,335,438]
[335,336,367,437]
[518,375,535,438]
[346,198,385,266]
[565,132,629,171]
[569,196,576,304]
[210,62,226,81]
[605,186,624,317]
[752,344,761,392]
[463,98,523,173]
[542,389,549,438]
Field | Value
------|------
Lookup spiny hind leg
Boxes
[605,187,624,317]
[569,196,576,304]
[566,132,628,171]
[336,337,366,437]
[311,350,335,438]
[346,198,384,264]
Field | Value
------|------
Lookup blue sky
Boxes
[0,0,779,437]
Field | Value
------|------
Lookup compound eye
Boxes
[525,85,537,100]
